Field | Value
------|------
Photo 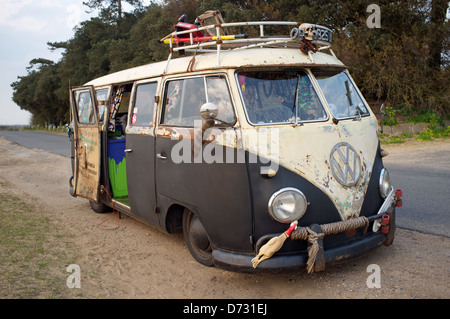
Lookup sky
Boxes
[0,0,151,126]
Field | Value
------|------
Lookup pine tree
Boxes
[83,0,143,33]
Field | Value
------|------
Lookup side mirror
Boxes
[200,102,218,120]
[380,103,387,116]
[379,103,388,134]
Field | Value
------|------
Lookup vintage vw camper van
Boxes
[69,14,402,273]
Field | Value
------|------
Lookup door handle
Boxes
[156,153,167,160]
[124,149,133,153]
[84,144,88,168]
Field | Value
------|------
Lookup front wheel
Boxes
[182,208,214,267]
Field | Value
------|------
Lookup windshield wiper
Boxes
[292,75,303,126]
[344,80,353,113]
[345,80,365,121]
[353,108,362,121]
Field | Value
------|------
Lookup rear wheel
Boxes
[182,208,214,267]
[89,200,112,213]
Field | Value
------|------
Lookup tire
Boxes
[89,200,112,214]
[69,176,75,197]
[182,208,214,267]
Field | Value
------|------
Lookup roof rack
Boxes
[159,12,334,72]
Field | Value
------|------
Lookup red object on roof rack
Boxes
[174,19,204,39]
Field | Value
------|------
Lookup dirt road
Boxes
[0,136,448,299]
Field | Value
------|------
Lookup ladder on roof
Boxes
[159,12,334,72]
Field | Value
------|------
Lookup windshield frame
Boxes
[235,69,330,126]
[312,68,371,121]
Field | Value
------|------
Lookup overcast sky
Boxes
[0,0,150,125]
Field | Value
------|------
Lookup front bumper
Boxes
[212,188,399,273]
[213,230,387,273]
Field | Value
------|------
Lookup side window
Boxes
[161,75,234,126]
[206,76,235,123]
[96,88,109,123]
[162,77,206,126]
[76,90,95,124]
[131,82,157,127]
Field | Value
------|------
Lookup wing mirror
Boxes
[200,102,218,120]
[380,103,386,115]
[200,102,235,128]
[379,103,388,134]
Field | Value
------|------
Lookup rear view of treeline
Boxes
[11,0,449,126]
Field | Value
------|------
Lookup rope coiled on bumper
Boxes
[290,216,370,274]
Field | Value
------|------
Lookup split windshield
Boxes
[237,70,370,125]
[237,71,327,125]
[313,69,369,119]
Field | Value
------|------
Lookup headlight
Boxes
[379,168,391,198]
[268,188,308,223]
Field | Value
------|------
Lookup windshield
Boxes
[237,71,327,125]
[313,70,369,119]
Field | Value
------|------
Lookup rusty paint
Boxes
[155,127,170,137]
[154,125,229,143]
[335,254,351,261]
[346,229,356,237]
[322,172,330,189]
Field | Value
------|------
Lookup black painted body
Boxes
[154,131,254,252]
[101,126,387,254]
[126,134,158,224]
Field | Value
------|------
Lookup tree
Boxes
[11,60,65,125]
[428,0,449,69]
[83,0,144,34]
[127,3,173,65]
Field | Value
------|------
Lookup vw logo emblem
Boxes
[330,142,361,186]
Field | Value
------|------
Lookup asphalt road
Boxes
[382,142,450,238]
[0,131,71,157]
[387,165,449,237]
[0,130,448,238]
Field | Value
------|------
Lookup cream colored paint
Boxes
[85,48,344,88]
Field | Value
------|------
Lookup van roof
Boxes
[84,47,345,87]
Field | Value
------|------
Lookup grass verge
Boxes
[0,180,79,298]
[380,126,450,145]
